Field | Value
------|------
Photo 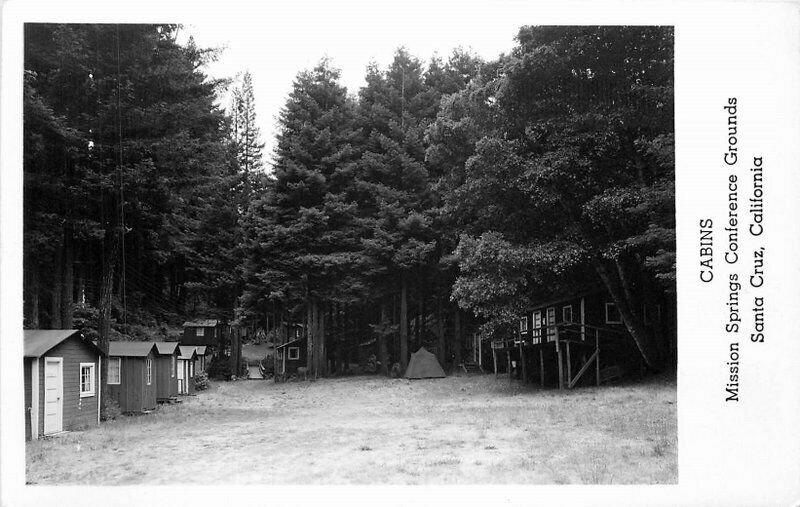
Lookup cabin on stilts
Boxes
[491,290,672,389]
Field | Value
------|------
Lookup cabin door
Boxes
[43,357,63,435]
[177,359,185,394]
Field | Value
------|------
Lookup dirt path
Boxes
[26,374,676,484]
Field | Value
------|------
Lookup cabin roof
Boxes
[154,341,180,355]
[275,339,302,349]
[527,289,604,312]
[182,319,219,328]
[108,341,157,357]
[24,329,102,358]
[194,346,207,356]
[178,345,198,360]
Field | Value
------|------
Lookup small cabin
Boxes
[107,342,158,413]
[24,330,103,440]
[182,319,223,347]
[153,342,180,402]
[194,345,208,374]
[275,338,306,377]
[177,346,198,395]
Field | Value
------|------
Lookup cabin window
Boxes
[196,328,205,337]
[605,302,622,324]
[171,355,176,377]
[532,311,543,344]
[108,357,121,385]
[288,347,299,360]
[562,305,573,323]
[519,316,528,333]
[80,363,96,397]
[546,307,556,341]
[146,359,152,385]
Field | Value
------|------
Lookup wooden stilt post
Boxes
[520,341,527,384]
[539,348,544,388]
[555,328,563,390]
[595,328,600,386]
[493,345,498,379]
[566,340,572,389]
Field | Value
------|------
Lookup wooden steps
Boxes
[461,361,483,374]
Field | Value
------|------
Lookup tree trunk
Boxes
[317,301,326,377]
[400,276,409,371]
[50,238,63,329]
[306,297,314,373]
[27,266,40,329]
[98,229,120,412]
[61,227,74,328]
[453,307,462,368]
[436,295,445,364]
[377,300,390,376]
[594,257,661,370]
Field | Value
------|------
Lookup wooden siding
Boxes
[30,336,100,438]
[24,359,31,440]
[108,353,157,413]
[182,326,220,346]
[155,353,178,401]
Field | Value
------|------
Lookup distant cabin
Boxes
[181,320,223,347]
[24,330,103,440]
[107,342,158,413]
[177,346,198,394]
[275,338,306,377]
[153,342,180,402]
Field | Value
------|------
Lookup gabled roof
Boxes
[194,346,207,356]
[182,319,219,328]
[108,341,157,358]
[154,341,180,355]
[275,338,302,349]
[178,345,198,360]
[24,329,102,358]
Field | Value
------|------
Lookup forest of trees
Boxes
[23,24,675,379]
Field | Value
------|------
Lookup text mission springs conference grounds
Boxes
[697,97,766,403]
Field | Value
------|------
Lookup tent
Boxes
[404,347,446,379]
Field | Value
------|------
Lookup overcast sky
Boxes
[178,1,528,167]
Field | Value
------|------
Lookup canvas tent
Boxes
[404,347,446,379]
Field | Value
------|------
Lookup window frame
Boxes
[519,316,528,333]
[145,358,153,385]
[196,327,205,337]
[562,305,573,324]
[79,362,96,398]
[288,347,300,360]
[605,302,622,324]
[108,357,121,385]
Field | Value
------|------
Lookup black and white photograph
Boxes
[1,1,798,505]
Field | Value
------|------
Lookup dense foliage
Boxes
[24,25,675,376]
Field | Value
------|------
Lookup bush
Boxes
[101,397,122,421]
[207,355,234,380]
[193,372,209,391]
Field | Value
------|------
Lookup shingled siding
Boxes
[35,336,100,436]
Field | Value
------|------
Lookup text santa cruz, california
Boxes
[697,98,765,402]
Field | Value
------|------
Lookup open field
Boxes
[26,373,676,485]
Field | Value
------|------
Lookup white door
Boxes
[177,359,185,393]
[43,358,63,435]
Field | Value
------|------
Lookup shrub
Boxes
[101,397,122,421]
[207,355,234,380]
[194,372,210,391]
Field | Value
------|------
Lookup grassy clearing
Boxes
[25,373,676,485]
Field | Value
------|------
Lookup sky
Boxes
[177,1,528,166]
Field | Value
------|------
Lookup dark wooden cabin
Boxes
[181,320,223,348]
[154,342,180,402]
[275,338,307,378]
[24,330,103,440]
[497,289,672,389]
[177,346,198,394]
[107,342,158,413]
